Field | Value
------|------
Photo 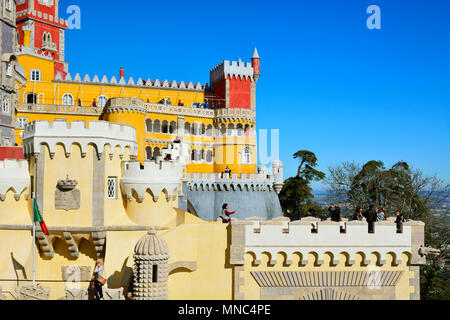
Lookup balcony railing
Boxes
[16,103,103,116]
[16,102,256,123]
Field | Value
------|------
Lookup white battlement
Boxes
[185,172,276,192]
[16,45,53,61]
[22,120,138,159]
[0,160,29,201]
[121,160,183,202]
[210,59,254,85]
[55,72,206,91]
[232,217,425,266]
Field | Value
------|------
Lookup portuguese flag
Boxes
[33,198,49,236]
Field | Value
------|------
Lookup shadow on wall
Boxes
[10,252,28,286]
[106,257,133,296]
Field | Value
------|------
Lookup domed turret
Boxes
[132,227,169,300]
[134,228,169,258]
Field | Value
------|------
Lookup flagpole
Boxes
[32,193,36,287]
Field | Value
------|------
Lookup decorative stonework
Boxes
[251,271,404,288]
[36,230,54,257]
[300,288,359,300]
[62,232,79,258]
[92,232,106,258]
[16,285,50,300]
[61,266,92,281]
[133,227,169,300]
[55,176,80,211]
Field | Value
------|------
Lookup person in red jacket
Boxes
[221,203,236,223]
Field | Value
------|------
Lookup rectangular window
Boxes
[152,265,158,283]
[107,177,117,200]
[30,70,41,82]
[6,62,12,77]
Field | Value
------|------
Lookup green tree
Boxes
[279,150,326,220]
[326,160,450,299]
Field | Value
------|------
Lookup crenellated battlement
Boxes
[210,59,254,86]
[185,172,276,192]
[230,217,426,267]
[55,72,206,92]
[22,120,138,159]
[121,159,183,202]
[0,160,29,201]
[16,9,67,28]
[16,45,53,61]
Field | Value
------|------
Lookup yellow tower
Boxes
[102,97,146,162]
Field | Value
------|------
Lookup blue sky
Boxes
[62,0,450,190]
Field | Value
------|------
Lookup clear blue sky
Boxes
[62,0,450,190]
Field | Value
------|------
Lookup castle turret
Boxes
[252,47,260,83]
[272,160,284,194]
[133,227,169,300]
[102,97,146,162]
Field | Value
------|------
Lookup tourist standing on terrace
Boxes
[365,205,377,233]
[395,211,405,233]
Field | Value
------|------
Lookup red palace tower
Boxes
[16,0,68,77]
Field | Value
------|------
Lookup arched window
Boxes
[244,124,250,137]
[241,147,251,164]
[184,122,191,136]
[206,150,213,163]
[97,95,108,108]
[161,120,169,134]
[169,121,177,134]
[146,146,152,160]
[2,97,10,113]
[201,124,206,135]
[236,123,244,136]
[191,149,199,162]
[153,119,161,133]
[227,123,235,136]
[200,149,205,161]
[62,93,74,106]
[206,124,213,137]
[146,119,152,132]
[192,123,198,136]
[153,147,161,158]
[220,124,226,136]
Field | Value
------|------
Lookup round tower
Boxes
[133,227,169,300]
[272,159,284,194]
[102,97,146,162]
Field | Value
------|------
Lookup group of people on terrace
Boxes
[329,204,406,233]
[155,98,223,109]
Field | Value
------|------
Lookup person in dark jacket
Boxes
[395,210,404,233]
[365,205,377,233]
